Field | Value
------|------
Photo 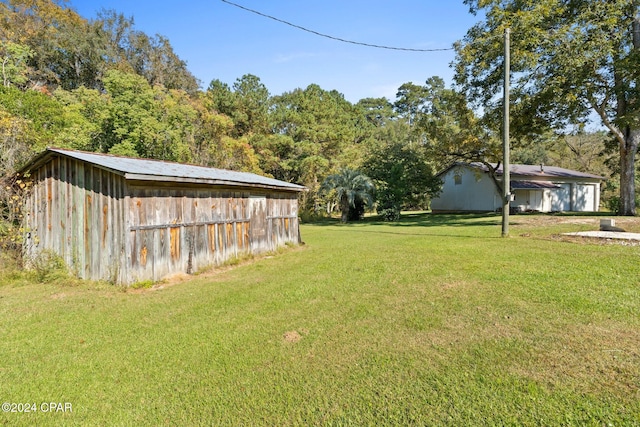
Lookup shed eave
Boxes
[17,150,129,178]
[123,173,305,192]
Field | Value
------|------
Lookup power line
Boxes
[220,0,454,52]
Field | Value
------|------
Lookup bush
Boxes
[379,207,401,222]
[29,250,70,283]
[606,196,620,214]
[299,209,328,223]
[1,173,33,265]
[0,219,24,266]
[606,195,640,215]
[375,191,402,221]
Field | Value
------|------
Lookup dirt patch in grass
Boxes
[283,330,302,343]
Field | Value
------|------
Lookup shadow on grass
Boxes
[302,212,506,239]
[304,212,501,228]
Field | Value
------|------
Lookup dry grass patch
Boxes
[512,214,640,232]
[519,321,640,396]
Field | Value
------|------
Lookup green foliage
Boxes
[378,206,401,222]
[232,74,270,136]
[130,280,154,290]
[249,133,296,180]
[456,0,640,214]
[298,208,328,224]
[108,140,139,158]
[416,77,500,169]
[269,84,371,214]
[0,85,70,152]
[321,168,375,222]
[205,75,270,138]
[356,97,396,127]
[0,2,198,92]
[363,126,441,216]
[0,173,32,262]
[605,194,640,215]
[394,81,428,128]
[28,249,69,283]
[0,106,35,174]
[0,41,33,88]
[100,69,195,161]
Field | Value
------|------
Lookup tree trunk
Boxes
[340,195,349,223]
[619,127,639,216]
[620,8,640,216]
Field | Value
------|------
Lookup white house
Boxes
[431,163,604,213]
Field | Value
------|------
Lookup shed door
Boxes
[249,196,269,252]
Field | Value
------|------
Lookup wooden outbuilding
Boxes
[20,148,305,285]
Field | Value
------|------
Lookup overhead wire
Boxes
[220,0,455,52]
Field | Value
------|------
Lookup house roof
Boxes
[21,148,306,192]
[491,163,604,180]
[439,162,604,180]
[511,180,561,190]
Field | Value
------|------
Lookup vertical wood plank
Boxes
[57,156,66,260]
[122,180,133,285]
[115,176,126,284]
[93,167,100,279]
[100,169,110,280]
[74,160,85,277]
[83,164,92,279]
[43,161,51,252]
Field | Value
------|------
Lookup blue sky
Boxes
[69,1,482,103]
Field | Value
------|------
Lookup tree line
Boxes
[0,0,633,239]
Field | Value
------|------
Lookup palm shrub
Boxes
[321,169,375,223]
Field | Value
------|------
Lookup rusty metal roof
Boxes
[25,148,306,192]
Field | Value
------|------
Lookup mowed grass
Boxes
[1,213,639,426]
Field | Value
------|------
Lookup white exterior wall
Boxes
[572,183,600,211]
[432,165,602,213]
[431,166,500,212]
[550,184,571,212]
[505,177,600,213]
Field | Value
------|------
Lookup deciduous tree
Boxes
[455,0,640,215]
[0,41,32,87]
[363,121,441,220]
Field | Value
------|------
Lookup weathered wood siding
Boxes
[24,154,301,285]
[125,185,300,283]
[267,193,299,248]
[24,156,127,283]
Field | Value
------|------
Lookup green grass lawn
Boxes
[1,213,639,426]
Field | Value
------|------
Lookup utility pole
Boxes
[502,28,510,237]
